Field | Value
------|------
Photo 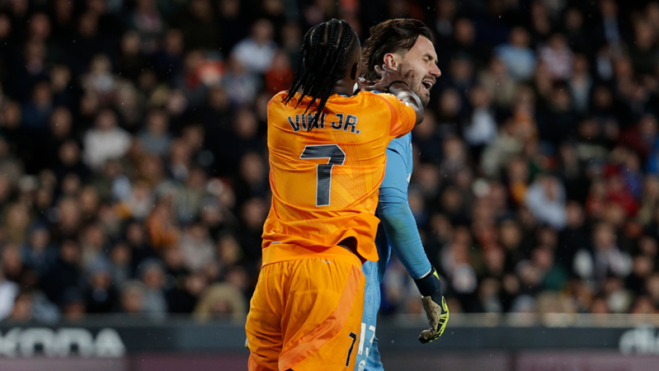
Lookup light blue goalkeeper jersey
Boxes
[355,132,432,371]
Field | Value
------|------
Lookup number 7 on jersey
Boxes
[299,144,346,207]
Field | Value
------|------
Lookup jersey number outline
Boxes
[299,144,346,206]
[346,332,357,367]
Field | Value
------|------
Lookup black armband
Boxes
[414,267,443,298]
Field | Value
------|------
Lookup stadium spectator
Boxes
[0,0,657,322]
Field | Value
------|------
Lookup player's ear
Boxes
[383,53,398,69]
[350,61,359,80]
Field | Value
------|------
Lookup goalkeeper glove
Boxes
[414,267,449,344]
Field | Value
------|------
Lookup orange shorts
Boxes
[246,245,365,371]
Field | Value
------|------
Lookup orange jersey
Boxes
[262,91,417,263]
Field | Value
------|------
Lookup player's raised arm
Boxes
[375,65,424,126]
[363,64,424,126]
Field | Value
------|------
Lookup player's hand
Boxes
[419,295,449,343]
[414,268,449,344]
[362,64,415,93]
[355,76,369,94]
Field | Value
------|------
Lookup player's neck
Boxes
[332,79,355,97]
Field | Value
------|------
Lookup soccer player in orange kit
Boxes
[245,19,424,371]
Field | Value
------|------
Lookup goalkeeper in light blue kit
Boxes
[355,19,449,371]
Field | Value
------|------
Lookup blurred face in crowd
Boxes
[164,29,183,55]
[218,234,240,266]
[5,203,29,232]
[59,198,81,232]
[111,243,131,267]
[450,58,472,82]
[143,264,165,289]
[240,152,265,185]
[11,293,32,321]
[29,228,50,251]
[190,0,213,20]
[483,247,505,275]
[510,27,529,47]
[182,125,204,149]
[454,18,475,45]
[565,202,584,229]
[499,220,521,250]
[185,273,207,296]
[29,13,50,40]
[242,198,266,231]
[593,223,615,250]
[548,34,567,51]
[219,0,240,18]
[572,54,589,75]
[91,269,111,289]
[2,244,23,275]
[50,107,72,138]
[0,14,10,39]
[60,240,80,264]
[126,223,145,246]
[32,82,52,106]
[646,274,659,302]
[96,109,117,130]
[565,8,583,31]
[281,22,301,50]
[78,12,98,38]
[121,31,141,56]
[80,186,100,215]
[121,285,144,314]
[639,114,658,139]
[234,108,258,139]
[507,158,528,183]
[146,109,168,135]
[164,245,184,269]
[468,85,490,109]
[600,0,617,18]
[439,89,461,117]
[252,19,273,45]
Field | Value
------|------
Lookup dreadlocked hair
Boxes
[283,19,358,131]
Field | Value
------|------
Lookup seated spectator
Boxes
[166,271,207,314]
[119,280,146,317]
[525,175,567,230]
[41,240,84,306]
[495,27,536,81]
[0,268,18,320]
[193,283,246,321]
[179,222,215,273]
[21,225,57,277]
[138,108,172,156]
[83,110,132,170]
[232,19,277,74]
[538,33,574,80]
[138,259,168,319]
[85,259,118,314]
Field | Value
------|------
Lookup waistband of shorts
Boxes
[261,243,362,268]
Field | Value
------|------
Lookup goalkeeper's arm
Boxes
[377,150,449,343]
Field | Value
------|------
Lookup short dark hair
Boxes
[361,19,433,81]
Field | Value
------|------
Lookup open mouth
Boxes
[422,80,434,91]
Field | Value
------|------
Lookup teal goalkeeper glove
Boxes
[414,267,449,344]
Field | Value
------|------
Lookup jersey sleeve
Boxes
[377,147,432,280]
[374,93,417,138]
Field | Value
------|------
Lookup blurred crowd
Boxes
[0,0,657,323]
